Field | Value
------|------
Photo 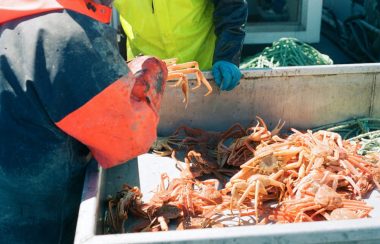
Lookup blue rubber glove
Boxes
[212,61,242,91]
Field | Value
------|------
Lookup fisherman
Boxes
[114,0,248,91]
[0,1,166,243]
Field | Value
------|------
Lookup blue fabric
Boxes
[213,0,248,66]
[212,61,242,91]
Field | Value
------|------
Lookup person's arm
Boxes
[32,11,167,169]
[212,0,248,91]
[56,56,167,169]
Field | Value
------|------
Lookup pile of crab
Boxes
[105,117,380,233]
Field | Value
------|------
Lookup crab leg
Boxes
[166,72,189,105]
[172,68,212,95]
[163,58,178,66]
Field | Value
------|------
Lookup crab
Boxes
[186,150,228,183]
[217,118,286,167]
[176,216,224,230]
[105,184,146,233]
[150,136,184,156]
[163,58,213,107]
[226,170,285,222]
[143,204,182,232]
[272,184,372,222]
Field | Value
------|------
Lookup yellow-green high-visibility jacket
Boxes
[114,0,248,70]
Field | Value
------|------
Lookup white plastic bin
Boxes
[75,63,380,244]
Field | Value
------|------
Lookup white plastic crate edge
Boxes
[165,63,380,79]
[239,63,380,78]
[74,160,102,244]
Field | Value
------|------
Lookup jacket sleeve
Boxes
[212,0,248,66]
[56,57,167,169]
[25,11,167,168]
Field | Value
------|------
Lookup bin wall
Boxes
[158,64,380,135]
